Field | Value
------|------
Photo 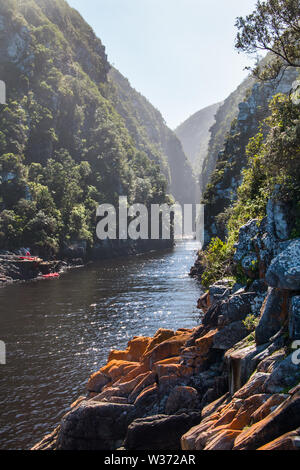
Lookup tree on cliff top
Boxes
[235,0,300,80]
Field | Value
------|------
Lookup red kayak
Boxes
[19,256,36,261]
[42,273,60,278]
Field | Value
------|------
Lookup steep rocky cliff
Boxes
[175,102,221,177]
[202,68,298,245]
[201,75,256,193]
[0,0,196,258]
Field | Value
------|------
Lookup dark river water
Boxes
[0,240,202,450]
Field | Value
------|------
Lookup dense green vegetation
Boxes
[0,0,179,255]
[201,75,255,191]
[197,0,300,288]
[199,92,300,287]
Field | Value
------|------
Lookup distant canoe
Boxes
[42,273,60,279]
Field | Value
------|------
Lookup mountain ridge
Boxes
[0,0,196,257]
[175,101,222,177]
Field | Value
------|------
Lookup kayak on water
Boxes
[42,273,60,278]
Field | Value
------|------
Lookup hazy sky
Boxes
[68,0,259,129]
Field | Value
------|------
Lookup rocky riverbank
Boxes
[0,253,71,285]
[0,239,173,286]
[33,198,300,451]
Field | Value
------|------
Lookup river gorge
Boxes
[0,241,202,450]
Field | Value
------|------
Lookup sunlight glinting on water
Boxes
[0,241,202,449]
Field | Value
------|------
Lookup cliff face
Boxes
[175,102,222,178]
[33,198,300,451]
[201,76,255,193]
[108,68,197,205]
[0,0,195,256]
[202,68,298,245]
[175,73,257,199]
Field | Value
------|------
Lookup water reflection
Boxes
[0,241,202,449]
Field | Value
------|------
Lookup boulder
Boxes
[272,200,291,241]
[56,401,136,450]
[258,428,300,450]
[158,374,189,395]
[181,393,270,451]
[188,369,223,404]
[128,371,157,404]
[195,329,217,350]
[142,329,176,357]
[87,372,111,393]
[202,292,256,330]
[91,385,127,402]
[202,302,223,328]
[100,360,139,382]
[289,296,300,341]
[228,394,270,430]
[233,392,300,450]
[108,336,151,363]
[197,292,210,312]
[233,372,270,400]
[117,364,149,384]
[142,332,191,369]
[257,350,286,374]
[249,280,268,315]
[251,394,288,423]
[181,420,216,451]
[134,384,160,413]
[184,326,206,347]
[124,412,201,450]
[256,288,289,345]
[225,341,269,394]
[213,321,249,351]
[154,361,193,381]
[266,239,300,290]
[217,292,257,327]
[234,219,260,265]
[200,376,229,407]
[263,354,300,394]
[32,428,60,451]
[204,429,242,450]
[209,280,232,306]
[241,253,259,278]
[165,386,199,414]
[253,331,286,368]
[201,393,231,420]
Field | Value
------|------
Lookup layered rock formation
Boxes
[33,196,300,451]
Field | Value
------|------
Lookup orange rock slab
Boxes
[258,428,300,450]
[142,329,176,357]
[204,429,242,450]
[108,336,151,363]
[100,360,139,382]
[142,332,192,369]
